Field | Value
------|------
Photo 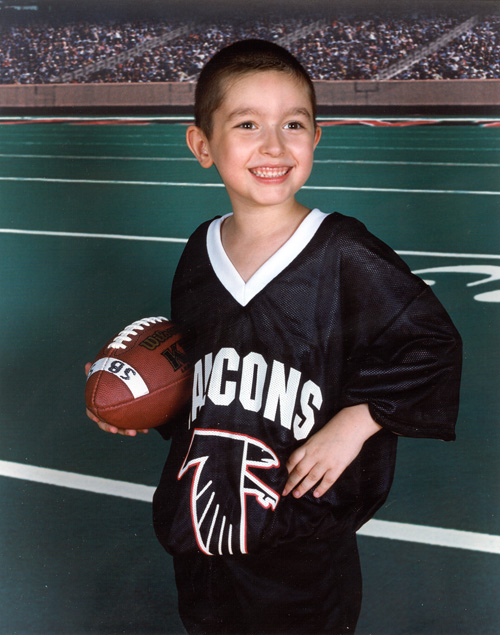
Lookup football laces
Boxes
[107,316,168,350]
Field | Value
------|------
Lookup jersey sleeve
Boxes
[337,218,462,441]
[155,221,213,440]
[170,220,214,331]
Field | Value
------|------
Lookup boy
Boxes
[90,40,462,634]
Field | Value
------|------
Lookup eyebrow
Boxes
[227,107,313,121]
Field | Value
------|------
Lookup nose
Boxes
[260,126,285,157]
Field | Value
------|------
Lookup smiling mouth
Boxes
[249,167,291,179]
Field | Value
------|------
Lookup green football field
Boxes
[0,117,499,634]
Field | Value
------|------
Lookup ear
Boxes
[313,124,322,149]
[186,125,213,168]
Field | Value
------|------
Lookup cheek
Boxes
[215,142,251,172]
[295,143,315,172]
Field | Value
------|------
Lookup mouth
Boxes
[249,166,291,179]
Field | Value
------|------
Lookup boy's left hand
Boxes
[282,404,382,499]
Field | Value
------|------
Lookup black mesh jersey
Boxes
[153,210,462,557]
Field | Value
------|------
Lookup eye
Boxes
[237,121,256,130]
[284,121,305,130]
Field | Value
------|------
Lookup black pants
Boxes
[173,534,362,634]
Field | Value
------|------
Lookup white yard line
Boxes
[0,153,498,168]
[0,175,498,196]
[1,459,499,555]
[0,228,188,243]
[2,228,500,261]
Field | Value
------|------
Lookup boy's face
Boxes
[188,70,321,214]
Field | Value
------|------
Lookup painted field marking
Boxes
[2,228,500,262]
[357,519,500,555]
[1,138,499,152]
[0,460,154,503]
[0,153,197,162]
[0,153,498,169]
[1,459,499,555]
[0,175,498,196]
[0,228,188,243]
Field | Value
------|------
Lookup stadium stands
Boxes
[398,18,500,79]
[0,13,499,84]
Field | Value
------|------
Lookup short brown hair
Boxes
[194,39,317,138]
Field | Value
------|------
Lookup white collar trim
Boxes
[206,209,327,306]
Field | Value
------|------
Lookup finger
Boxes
[120,428,138,436]
[282,474,300,497]
[98,421,140,436]
[121,428,149,436]
[85,362,92,375]
[284,446,305,475]
[86,407,104,425]
[282,458,313,497]
[97,421,145,436]
[86,407,120,434]
[98,420,120,434]
[288,465,325,499]
[312,469,339,499]
[86,408,147,436]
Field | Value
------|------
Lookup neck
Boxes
[220,203,312,283]
[227,201,311,239]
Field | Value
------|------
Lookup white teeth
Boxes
[251,167,289,178]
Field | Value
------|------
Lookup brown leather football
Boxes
[85,317,192,429]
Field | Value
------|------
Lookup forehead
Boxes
[218,70,314,119]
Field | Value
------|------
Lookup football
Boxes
[85,316,193,429]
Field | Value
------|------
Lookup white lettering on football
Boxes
[87,357,149,399]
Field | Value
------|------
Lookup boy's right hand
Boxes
[85,363,149,437]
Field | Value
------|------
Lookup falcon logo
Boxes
[178,429,280,555]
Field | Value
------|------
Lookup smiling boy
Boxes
[89,40,462,633]
[182,47,384,506]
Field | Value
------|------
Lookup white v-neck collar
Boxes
[206,209,327,306]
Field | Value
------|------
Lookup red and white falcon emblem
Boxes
[178,429,280,555]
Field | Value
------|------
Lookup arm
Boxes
[283,404,381,499]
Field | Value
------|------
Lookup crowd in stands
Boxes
[0,13,499,84]
[287,16,460,80]
[398,19,500,79]
[0,20,175,83]
[90,20,298,83]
